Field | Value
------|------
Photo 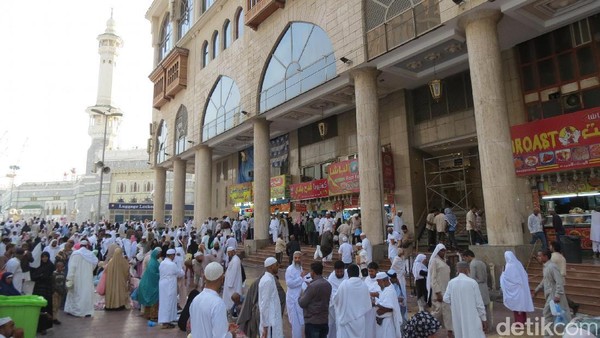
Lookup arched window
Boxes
[223,20,231,50]
[178,0,194,39]
[201,41,209,67]
[156,120,168,163]
[260,22,336,112]
[131,182,139,193]
[202,76,242,142]
[235,8,244,40]
[118,182,127,193]
[203,0,215,13]
[212,31,220,58]
[159,14,172,61]
[175,105,188,154]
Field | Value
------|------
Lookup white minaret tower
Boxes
[85,10,124,174]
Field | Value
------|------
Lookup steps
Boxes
[527,261,600,316]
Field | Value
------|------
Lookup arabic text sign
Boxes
[270,175,287,199]
[328,159,360,195]
[510,107,600,176]
[229,182,253,204]
[289,179,329,200]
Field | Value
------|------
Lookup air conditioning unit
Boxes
[562,94,581,110]
[439,157,471,170]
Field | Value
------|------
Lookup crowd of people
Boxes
[0,208,589,338]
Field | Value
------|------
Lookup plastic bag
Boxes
[314,245,323,259]
[550,300,567,326]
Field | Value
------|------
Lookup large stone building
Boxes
[147,0,600,262]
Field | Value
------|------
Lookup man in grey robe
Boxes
[533,249,571,332]
[463,250,491,330]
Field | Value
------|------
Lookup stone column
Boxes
[172,158,187,227]
[153,167,167,227]
[251,117,271,251]
[462,10,523,246]
[194,146,212,225]
[353,68,385,249]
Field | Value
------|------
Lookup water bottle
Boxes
[148,320,156,327]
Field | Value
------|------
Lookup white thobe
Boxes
[225,237,237,252]
[64,248,98,317]
[334,277,372,338]
[259,272,283,338]
[338,243,353,264]
[285,264,305,338]
[327,271,348,338]
[4,258,24,293]
[443,273,486,338]
[222,255,243,309]
[387,231,400,263]
[319,218,334,234]
[364,276,381,336]
[392,215,403,234]
[390,256,408,307]
[158,258,184,324]
[190,288,233,338]
[376,285,403,338]
[362,238,373,263]
[269,219,280,243]
[592,211,600,246]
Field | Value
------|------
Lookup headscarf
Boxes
[500,251,534,312]
[444,208,457,231]
[136,247,161,306]
[104,248,130,309]
[401,310,441,338]
[426,244,446,292]
[412,253,428,280]
[0,272,21,296]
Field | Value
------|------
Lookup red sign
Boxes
[294,203,307,212]
[290,179,329,200]
[510,107,600,176]
[328,159,360,195]
[382,151,395,191]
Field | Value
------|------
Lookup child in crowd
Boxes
[52,261,66,325]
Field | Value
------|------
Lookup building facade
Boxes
[146,0,600,257]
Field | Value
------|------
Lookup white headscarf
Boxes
[426,243,446,292]
[412,253,427,280]
[500,251,534,312]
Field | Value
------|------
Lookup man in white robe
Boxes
[158,249,184,328]
[259,257,283,338]
[327,260,348,338]
[43,239,61,264]
[364,262,381,335]
[285,252,306,338]
[4,250,24,293]
[360,233,373,264]
[374,272,402,338]
[190,262,237,338]
[334,264,372,337]
[222,247,243,310]
[443,261,487,338]
[64,240,98,317]
[386,226,400,265]
[269,216,280,243]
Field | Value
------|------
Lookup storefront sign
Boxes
[294,203,307,212]
[290,179,329,200]
[382,151,395,191]
[229,182,253,204]
[270,203,290,213]
[328,159,360,195]
[511,107,600,176]
[109,203,154,210]
[270,175,288,199]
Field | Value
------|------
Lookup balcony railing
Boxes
[245,0,285,30]
[149,47,189,109]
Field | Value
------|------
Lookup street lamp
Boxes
[91,108,123,223]
[6,165,20,212]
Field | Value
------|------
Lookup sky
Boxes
[0,0,153,187]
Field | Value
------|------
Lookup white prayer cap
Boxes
[293,251,302,257]
[360,232,366,237]
[204,262,224,281]
[0,317,12,326]
[341,236,348,242]
[376,272,389,280]
[227,247,235,252]
[141,235,147,239]
[166,249,176,255]
[80,240,89,246]
[356,242,362,247]
[386,269,397,278]
[264,257,278,267]
[194,252,203,258]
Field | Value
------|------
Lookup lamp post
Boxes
[91,108,122,223]
[6,165,20,211]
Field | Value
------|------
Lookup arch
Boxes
[178,0,194,39]
[156,120,168,163]
[234,7,244,40]
[223,20,231,50]
[202,76,242,142]
[175,105,188,154]
[159,14,172,61]
[259,22,336,113]
[201,40,209,68]
[212,30,220,58]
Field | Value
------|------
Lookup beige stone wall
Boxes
[412,110,477,148]
[211,152,239,218]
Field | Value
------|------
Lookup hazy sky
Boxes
[0,0,153,187]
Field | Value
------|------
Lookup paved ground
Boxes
[41,263,562,338]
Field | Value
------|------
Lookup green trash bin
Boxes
[0,295,47,338]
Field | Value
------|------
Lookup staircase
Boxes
[528,260,600,316]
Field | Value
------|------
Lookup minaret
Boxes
[85,10,124,174]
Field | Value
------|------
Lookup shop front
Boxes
[512,107,600,250]
[229,175,291,216]
[108,202,194,224]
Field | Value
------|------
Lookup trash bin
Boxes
[0,295,47,338]
[560,235,582,264]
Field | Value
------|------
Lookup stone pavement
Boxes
[43,263,553,338]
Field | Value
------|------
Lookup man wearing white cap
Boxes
[359,233,372,264]
[158,248,184,329]
[259,257,283,338]
[392,210,404,236]
[285,251,306,338]
[337,236,353,268]
[223,247,243,310]
[64,240,98,317]
[374,272,403,338]
[190,262,238,338]
[0,317,24,338]
[192,251,204,288]
[333,264,371,337]
[355,242,369,277]
[444,261,487,338]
